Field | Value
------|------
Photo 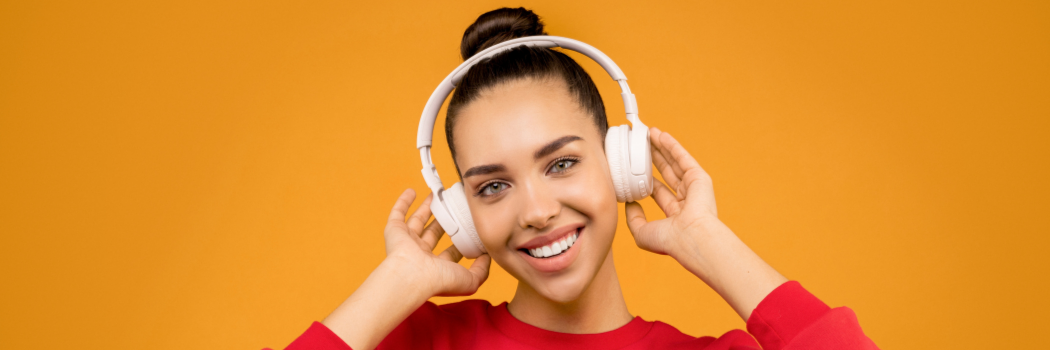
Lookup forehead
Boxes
[452,78,598,167]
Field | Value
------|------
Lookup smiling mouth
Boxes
[520,227,581,259]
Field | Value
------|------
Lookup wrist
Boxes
[322,257,435,350]
[667,216,788,321]
[669,216,726,265]
[376,256,437,303]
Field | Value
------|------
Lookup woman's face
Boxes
[452,77,619,303]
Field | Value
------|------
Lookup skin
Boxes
[322,78,788,350]
[453,78,629,332]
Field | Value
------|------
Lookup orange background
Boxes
[1,1,1048,349]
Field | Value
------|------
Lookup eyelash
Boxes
[546,156,581,175]
[473,157,582,198]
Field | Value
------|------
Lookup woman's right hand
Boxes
[322,189,490,350]
[382,189,491,297]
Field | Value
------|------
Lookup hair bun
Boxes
[460,7,547,60]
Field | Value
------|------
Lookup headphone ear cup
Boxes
[605,125,632,203]
[443,182,486,258]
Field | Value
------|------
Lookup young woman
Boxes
[282,8,877,350]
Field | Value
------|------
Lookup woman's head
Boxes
[446,8,620,303]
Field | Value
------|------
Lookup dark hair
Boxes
[445,7,608,174]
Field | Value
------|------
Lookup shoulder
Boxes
[378,300,495,349]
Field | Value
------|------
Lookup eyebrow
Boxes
[534,135,582,160]
[461,135,583,178]
[463,164,506,178]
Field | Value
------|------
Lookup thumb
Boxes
[466,254,492,290]
[625,201,649,235]
[444,254,491,296]
[625,202,671,255]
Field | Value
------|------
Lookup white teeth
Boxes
[527,231,582,258]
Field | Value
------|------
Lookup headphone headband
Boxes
[416,36,645,196]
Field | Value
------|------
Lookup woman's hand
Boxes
[625,127,787,322]
[322,189,490,350]
[382,189,491,297]
[624,127,719,257]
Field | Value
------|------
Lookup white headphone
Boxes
[416,36,653,258]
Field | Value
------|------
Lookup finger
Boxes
[651,180,682,214]
[420,218,445,249]
[650,127,687,180]
[441,253,492,296]
[624,201,649,235]
[386,189,416,223]
[650,143,681,191]
[653,128,714,199]
[656,128,706,182]
[465,254,491,291]
[437,244,464,263]
[407,193,434,234]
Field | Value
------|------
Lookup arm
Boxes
[319,190,491,350]
[625,128,878,349]
[625,127,786,321]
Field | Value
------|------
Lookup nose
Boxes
[518,178,561,230]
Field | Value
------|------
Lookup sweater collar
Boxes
[488,302,653,349]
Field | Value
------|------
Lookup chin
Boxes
[530,268,593,303]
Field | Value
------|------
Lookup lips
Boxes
[516,224,585,273]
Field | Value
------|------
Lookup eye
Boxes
[477,181,509,197]
[548,157,579,174]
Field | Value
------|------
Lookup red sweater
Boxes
[281,281,878,350]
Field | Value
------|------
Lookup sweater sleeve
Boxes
[284,322,353,350]
[745,281,879,350]
[282,301,470,350]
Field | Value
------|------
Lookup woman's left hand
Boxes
[625,127,787,321]
[624,127,719,257]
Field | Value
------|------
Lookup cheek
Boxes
[559,160,619,226]
[583,157,618,205]
[470,201,517,252]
